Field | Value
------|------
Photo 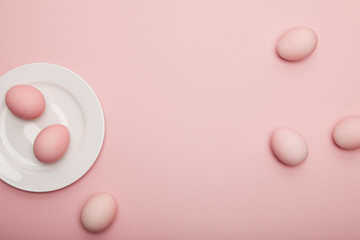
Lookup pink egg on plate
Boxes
[5,84,46,120]
[270,128,308,166]
[33,124,70,163]
[276,26,318,61]
[81,193,117,233]
[333,116,360,150]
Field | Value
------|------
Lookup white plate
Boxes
[0,63,105,192]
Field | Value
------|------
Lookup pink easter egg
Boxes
[5,84,46,120]
[333,116,360,150]
[81,193,117,233]
[276,26,318,61]
[270,128,308,166]
[33,124,70,163]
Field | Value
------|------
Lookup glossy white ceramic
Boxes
[0,63,105,192]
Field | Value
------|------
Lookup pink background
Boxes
[1,0,360,239]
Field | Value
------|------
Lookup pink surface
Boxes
[1,0,360,239]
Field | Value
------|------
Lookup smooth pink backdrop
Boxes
[1,0,360,239]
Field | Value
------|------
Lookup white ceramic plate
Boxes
[0,63,105,192]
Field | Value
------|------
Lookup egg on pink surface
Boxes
[333,116,360,150]
[276,26,318,61]
[81,193,117,233]
[270,128,308,166]
[5,84,46,120]
[33,124,70,163]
